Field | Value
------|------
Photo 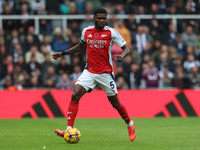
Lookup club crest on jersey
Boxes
[101,34,107,37]
[94,33,99,38]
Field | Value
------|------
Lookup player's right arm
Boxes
[52,42,86,60]
[52,27,88,60]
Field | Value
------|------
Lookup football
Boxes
[64,127,81,143]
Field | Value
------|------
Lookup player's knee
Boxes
[71,91,81,102]
[112,102,120,109]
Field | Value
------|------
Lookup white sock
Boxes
[127,120,133,127]
[67,126,72,130]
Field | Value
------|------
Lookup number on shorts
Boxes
[110,81,114,89]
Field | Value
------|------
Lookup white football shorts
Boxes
[75,69,118,96]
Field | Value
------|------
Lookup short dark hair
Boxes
[93,8,107,16]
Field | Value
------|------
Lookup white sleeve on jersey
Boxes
[111,28,127,47]
[80,28,87,43]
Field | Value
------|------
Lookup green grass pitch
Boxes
[0,118,200,150]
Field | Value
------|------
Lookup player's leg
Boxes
[55,69,96,137]
[55,84,86,137]
[107,95,131,124]
[107,95,136,142]
[95,73,136,141]
[95,73,132,124]
[67,70,96,128]
[67,84,86,128]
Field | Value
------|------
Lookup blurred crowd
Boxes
[1,0,200,90]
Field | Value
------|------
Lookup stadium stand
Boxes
[0,0,200,90]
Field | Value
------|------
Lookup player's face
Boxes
[93,14,107,30]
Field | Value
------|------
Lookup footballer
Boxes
[52,8,136,142]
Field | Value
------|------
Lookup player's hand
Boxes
[52,52,62,60]
[114,55,123,62]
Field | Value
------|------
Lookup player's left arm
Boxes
[114,44,130,62]
[111,28,130,62]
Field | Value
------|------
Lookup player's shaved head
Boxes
[94,8,107,16]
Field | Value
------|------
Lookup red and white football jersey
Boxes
[80,26,126,74]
